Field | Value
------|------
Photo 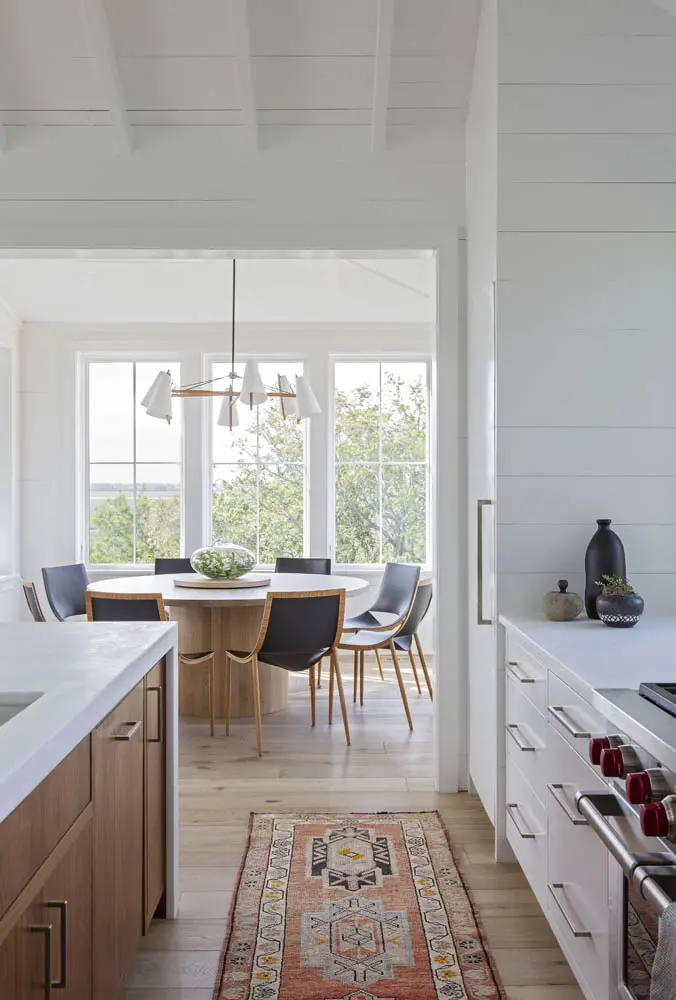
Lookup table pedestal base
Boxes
[171,604,289,720]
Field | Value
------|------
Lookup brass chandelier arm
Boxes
[172,388,296,399]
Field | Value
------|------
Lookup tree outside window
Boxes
[334,361,429,565]
[87,361,182,564]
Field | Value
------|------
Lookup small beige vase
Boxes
[543,579,583,622]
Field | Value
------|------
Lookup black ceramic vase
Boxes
[584,519,626,620]
[596,593,644,629]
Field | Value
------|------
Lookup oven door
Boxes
[618,865,676,1000]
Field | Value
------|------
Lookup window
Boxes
[211,362,306,564]
[86,361,182,564]
[333,361,429,565]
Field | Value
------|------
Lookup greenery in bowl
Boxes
[190,543,255,580]
[596,574,636,596]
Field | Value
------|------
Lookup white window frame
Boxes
[206,354,310,568]
[329,354,433,572]
[81,352,185,570]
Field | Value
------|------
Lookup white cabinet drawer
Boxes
[506,672,546,804]
[547,672,607,763]
[505,633,547,714]
[506,757,547,909]
[547,727,610,1000]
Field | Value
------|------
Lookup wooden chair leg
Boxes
[317,658,322,688]
[251,655,263,757]
[359,650,365,706]
[374,647,385,681]
[408,648,422,694]
[309,664,316,727]
[208,656,216,736]
[353,651,358,703]
[414,632,434,701]
[328,656,335,725]
[225,654,232,736]
[389,640,413,731]
[331,649,351,747]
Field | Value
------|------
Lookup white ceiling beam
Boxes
[230,0,258,150]
[372,0,395,153]
[81,0,132,152]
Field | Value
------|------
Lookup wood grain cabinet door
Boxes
[92,682,144,1000]
[144,659,166,930]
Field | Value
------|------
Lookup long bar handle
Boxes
[146,686,163,744]
[46,901,67,989]
[477,499,492,625]
[548,884,592,938]
[506,723,538,752]
[113,720,142,741]
[548,783,587,826]
[30,924,53,999]
[507,661,535,684]
[506,803,537,839]
[548,705,601,740]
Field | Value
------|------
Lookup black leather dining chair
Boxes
[274,557,332,575]
[22,580,47,622]
[154,557,196,575]
[86,591,218,736]
[224,589,349,756]
[392,581,433,701]
[42,563,89,621]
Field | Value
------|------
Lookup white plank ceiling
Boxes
[0,0,479,145]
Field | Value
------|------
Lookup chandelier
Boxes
[140,259,321,429]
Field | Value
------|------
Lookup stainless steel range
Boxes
[576,687,676,1000]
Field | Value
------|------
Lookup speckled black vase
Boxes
[596,593,644,628]
[584,519,626,620]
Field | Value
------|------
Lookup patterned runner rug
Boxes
[214,811,505,1000]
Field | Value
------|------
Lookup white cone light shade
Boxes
[143,370,173,423]
[217,395,240,429]
[239,361,268,406]
[278,375,298,417]
[295,375,321,418]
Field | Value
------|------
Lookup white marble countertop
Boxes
[500,614,676,767]
[0,621,177,824]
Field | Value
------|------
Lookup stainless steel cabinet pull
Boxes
[548,783,587,826]
[30,924,53,999]
[46,901,68,988]
[506,723,538,752]
[113,720,142,741]
[147,685,163,744]
[548,705,600,740]
[507,661,535,684]
[477,499,492,625]
[548,883,592,938]
[506,803,537,839]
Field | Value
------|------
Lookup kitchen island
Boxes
[0,621,178,1000]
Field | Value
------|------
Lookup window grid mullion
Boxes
[132,362,137,565]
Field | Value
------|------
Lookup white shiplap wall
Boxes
[496,0,676,615]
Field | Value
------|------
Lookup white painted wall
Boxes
[465,0,498,819]
[0,298,21,620]
[496,0,676,616]
[19,320,436,644]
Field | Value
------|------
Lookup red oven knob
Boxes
[600,745,641,778]
[642,802,670,838]
[589,735,624,765]
[626,769,672,805]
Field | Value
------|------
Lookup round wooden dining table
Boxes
[88,573,370,720]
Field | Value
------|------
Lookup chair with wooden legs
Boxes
[22,580,47,622]
[223,589,350,756]
[274,557,332,686]
[391,581,434,701]
[338,566,421,730]
[86,590,217,736]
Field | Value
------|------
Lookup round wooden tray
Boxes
[173,573,271,590]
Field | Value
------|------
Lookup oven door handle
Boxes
[575,791,668,876]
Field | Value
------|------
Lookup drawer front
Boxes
[0,738,91,919]
[505,633,547,714]
[547,672,607,762]
[547,726,610,1000]
[506,758,547,909]
[506,672,547,804]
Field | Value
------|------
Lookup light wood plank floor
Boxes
[123,656,584,1000]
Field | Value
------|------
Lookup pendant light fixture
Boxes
[140,259,321,428]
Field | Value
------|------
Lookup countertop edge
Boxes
[499,614,597,702]
[0,624,177,825]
